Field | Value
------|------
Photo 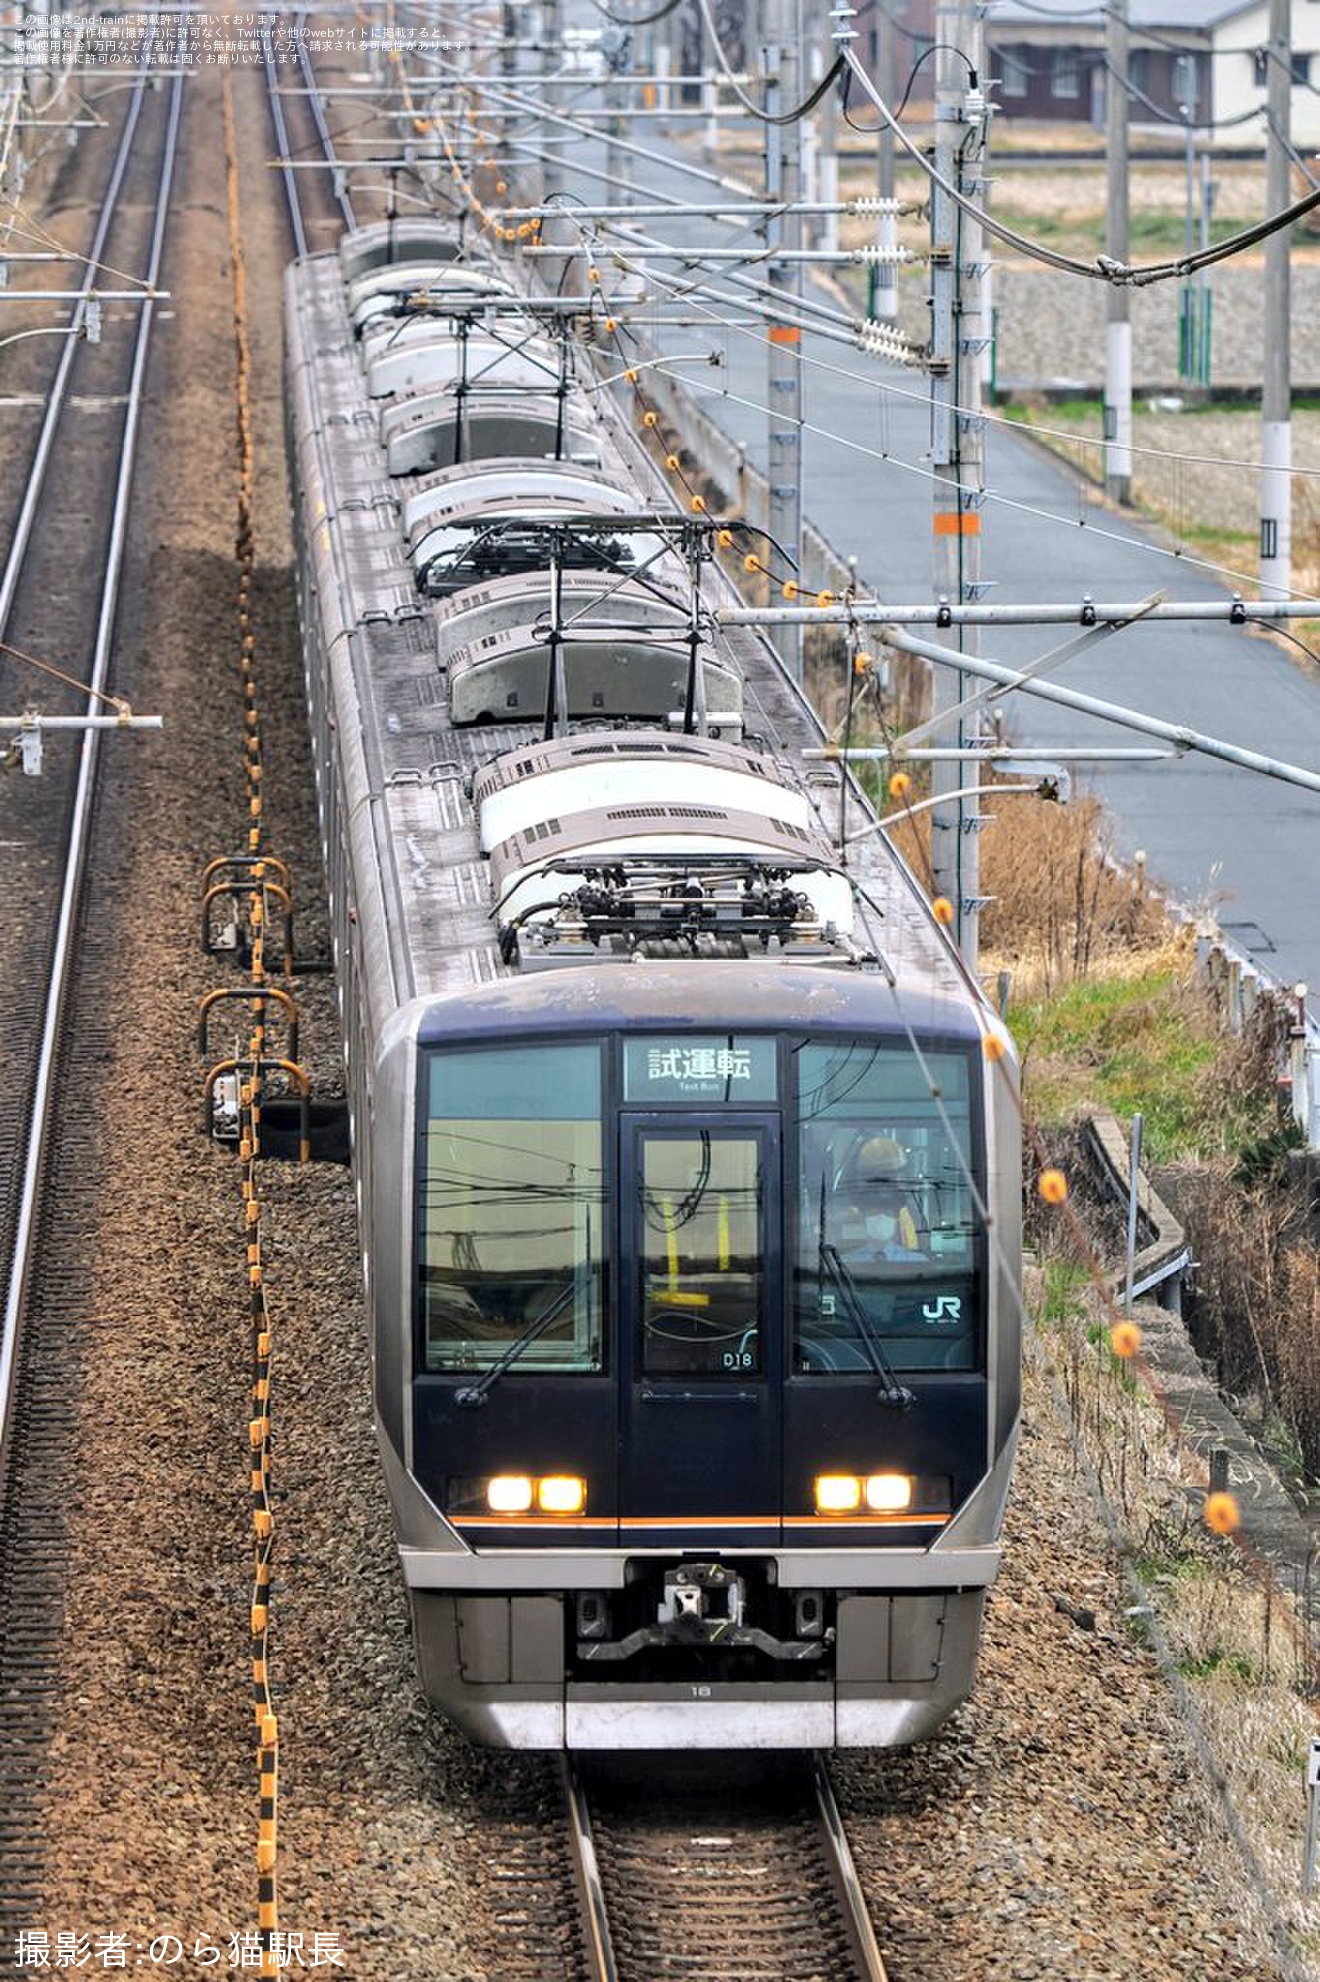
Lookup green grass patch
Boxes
[998,397,1101,427]
[996,207,1244,258]
[1177,1645,1256,1682]
[1011,969,1216,1159]
[1010,967,1271,1163]
[1036,1257,1090,1331]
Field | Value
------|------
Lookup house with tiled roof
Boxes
[986,0,1320,147]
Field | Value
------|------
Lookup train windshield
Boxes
[637,1129,765,1377]
[793,1041,980,1373]
[419,1043,606,1373]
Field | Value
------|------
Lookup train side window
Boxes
[419,1042,606,1374]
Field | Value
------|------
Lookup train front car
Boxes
[286,222,1021,1751]
[377,964,1020,1751]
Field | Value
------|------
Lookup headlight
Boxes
[454,1473,589,1517]
[486,1474,534,1514]
[536,1474,587,1515]
[814,1473,863,1514]
[812,1472,919,1516]
[865,1472,913,1513]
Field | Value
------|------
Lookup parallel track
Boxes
[0,62,184,1952]
[264,14,356,257]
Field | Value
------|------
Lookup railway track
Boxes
[0,59,182,1956]
[264,13,356,257]
[0,53,176,1287]
[561,1753,889,1982]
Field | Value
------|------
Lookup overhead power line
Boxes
[837,38,1320,286]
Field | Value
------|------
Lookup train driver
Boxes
[835,1134,928,1265]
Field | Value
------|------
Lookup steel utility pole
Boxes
[764,0,805,680]
[929,0,988,965]
[1261,0,1292,598]
[1104,0,1132,504]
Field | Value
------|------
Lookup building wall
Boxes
[988,6,1320,149]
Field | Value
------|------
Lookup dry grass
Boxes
[1003,402,1320,577]
[1029,1267,1320,1956]
[1170,1165,1320,1478]
[799,555,1320,1945]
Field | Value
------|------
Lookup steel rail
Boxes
[0,54,152,647]
[562,1752,887,1982]
[0,63,184,1463]
[811,1755,891,1982]
[296,12,356,235]
[263,24,308,258]
[561,1757,619,1982]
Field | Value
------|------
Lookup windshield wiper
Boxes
[818,1242,915,1410]
[454,1281,578,1408]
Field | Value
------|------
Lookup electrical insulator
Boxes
[852,244,916,267]
[856,320,926,369]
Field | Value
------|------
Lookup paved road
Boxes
[552,99,1320,1006]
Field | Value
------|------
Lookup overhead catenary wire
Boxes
[841,38,974,132]
[429,57,761,201]
[570,219,1320,506]
[423,19,1320,604]
[541,175,1320,492]
[1096,53,1270,132]
[837,41,1320,285]
[692,0,845,127]
[587,0,684,25]
[673,360,1319,602]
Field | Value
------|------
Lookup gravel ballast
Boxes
[7,62,1316,1982]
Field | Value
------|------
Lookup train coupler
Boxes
[576,1563,831,1665]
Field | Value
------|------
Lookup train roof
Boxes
[285,236,985,1029]
[410,958,987,1047]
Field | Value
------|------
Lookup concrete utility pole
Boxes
[763,0,805,680]
[541,0,561,207]
[1261,0,1292,598]
[1104,0,1132,505]
[872,5,899,324]
[815,13,839,255]
[928,0,989,965]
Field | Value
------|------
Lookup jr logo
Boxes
[922,1295,962,1327]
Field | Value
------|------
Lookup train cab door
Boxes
[618,1116,781,1547]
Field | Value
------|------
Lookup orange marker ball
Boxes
[690,495,707,513]
[665,453,681,471]
[1037,1168,1069,1206]
[717,529,734,548]
[781,580,799,601]
[982,1032,1007,1062]
[932,896,955,926]
[744,553,761,574]
[1110,1320,1142,1359]
[888,771,912,801]
[1204,1491,1240,1536]
[816,589,835,609]
[643,410,659,428]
